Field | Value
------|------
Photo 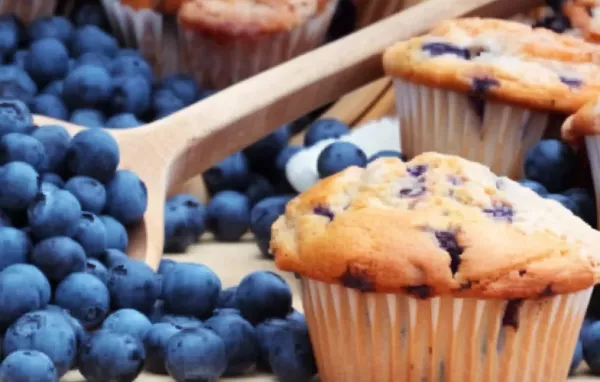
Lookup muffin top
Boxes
[120,0,185,14]
[563,0,600,42]
[383,18,600,114]
[271,153,600,299]
[562,94,600,142]
[178,0,331,38]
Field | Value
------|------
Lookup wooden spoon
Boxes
[33,0,543,270]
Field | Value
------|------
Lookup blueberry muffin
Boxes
[271,153,600,382]
[561,0,600,42]
[352,0,422,28]
[177,0,339,89]
[383,17,600,178]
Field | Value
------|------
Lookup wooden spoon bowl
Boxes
[33,0,541,270]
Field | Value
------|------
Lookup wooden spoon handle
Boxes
[123,0,542,189]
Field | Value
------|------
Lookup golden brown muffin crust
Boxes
[563,0,600,42]
[383,18,600,114]
[562,94,600,142]
[271,153,600,299]
[119,0,185,14]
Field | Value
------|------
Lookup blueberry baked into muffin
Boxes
[383,17,600,179]
[271,153,600,382]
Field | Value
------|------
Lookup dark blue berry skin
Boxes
[30,94,69,121]
[105,170,148,225]
[27,16,74,44]
[0,209,9,226]
[0,133,47,171]
[144,322,182,374]
[64,176,106,214]
[0,266,49,329]
[41,182,60,194]
[100,249,129,268]
[70,25,118,58]
[583,320,600,374]
[245,173,275,206]
[167,194,207,239]
[0,15,22,56]
[4,310,78,377]
[571,339,583,375]
[0,65,37,103]
[204,312,258,376]
[3,263,51,307]
[105,113,143,129]
[368,150,407,163]
[30,124,70,173]
[62,64,113,110]
[25,38,70,87]
[244,125,290,170]
[165,328,227,381]
[73,212,107,257]
[0,161,39,210]
[99,215,128,251]
[158,315,204,330]
[69,108,106,128]
[564,188,597,227]
[109,75,151,117]
[0,228,31,271]
[204,152,251,194]
[158,258,177,277]
[41,80,63,97]
[0,350,58,382]
[101,308,152,342]
[326,0,356,42]
[55,272,110,329]
[28,189,82,239]
[85,258,108,284]
[317,141,367,178]
[523,139,576,193]
[162,263,222,318]
[304,118,350,146]
[74,52,111,70]
[159,74,200,106]
[517,179,549,196]
[287,309,306,325]
[11,49,27,68]
[269,318,317,381]
[546,193,579,214]
[207,191,251,241]
[164,202,196,253]
[110,55,153,83]
[236,271,292,325]
[274,145,303,190]
[217,286,239,309]
[72,2,111,31]
[149,300,166,323]
[0,99,34,137]
[44,305,88,352]
[250,196,294,257]
[66,128,120,183]
[152,88,186,119]
[31,237,86,283]
[107,259,161,314]
[41,173,64,188]
[78,330,146,382]
[255,318,289,371]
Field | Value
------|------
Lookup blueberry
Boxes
[109,75,151,117]
[207,191,250,241]
[164,202,196,253]
[583,320,600,374]
[30,94,69,121]
[62,64,113,109]
[41,80,63,97]
[0,161,39,210]
[28,189,82,239]
[41,182,60,194]
[25,38,70,87]
[204,313,258,376]
[304,118,350,146]
[70,25,118,58]
[105,170,148,225]
[546,193,579,214]
[165,328,227,381]
[66,128,119,183]
[72,1,110,29]
[255,318,289,370]
[27,16,74,44]
[101,308,152,342]
[30,124,70,173]
[4,310,78,377]
[31,237,86,283]
[72,212,107,257]
[326,0,356,42]
[0,99,34,137]
[517,179,548,196]
[250,196,293,257]
[287,309,306,325]
[10,49,27,68]
[158,258,177,278]
[0,266,48,328]
[274,144,302,179]
[217,286,239,309]
[74,51,111,70]
[99,215,128,251]
[151,88,186,119]
[523,139,575,193]
[64,176,106,214]
[245,173,275,206]
[117,48,143,58]
[107,259,161,313]
[158,315,203,330]
[159,74,200,106]
[55,272,110,329]
[2,263,51,308]
[236,271,292,325]
[144,323,182,374]
[571,339,583,375]
[0,209,9,226]
[110,55,153,83]
[0,350,57,382]
[43,305,88,351]
[69,108,106,128]
[203,152,251,194]
[100,248,129,267]
[244,125,290,169]
[149,300,166,323]
[269,317,317,381]
[166,194,207,239]
[318,141,367,178]
[162,262,221,318]
[564,188,597,226]
[0,133,47,171]
[0,66,37,103]
[105,113,143,129]
[0,15,21,56]
[78,330,146,382]
[85,257,108,284]
[368,150,407,163]
[41,173,64,188]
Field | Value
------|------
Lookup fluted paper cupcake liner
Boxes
[353,0,421,28]
[301,278,591,382]
[101,0,186,77]
[181,0,338,89]
[0,0,56,23]
[585,136,600,228]
[393,79,549,179]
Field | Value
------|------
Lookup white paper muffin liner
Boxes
[393,79,550,179]
[101,0,186,77]
[584,136,600,228]
[180,0,338,89]
[352,0,421,28]
[301,278,591,382]
[0,0,56,23]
